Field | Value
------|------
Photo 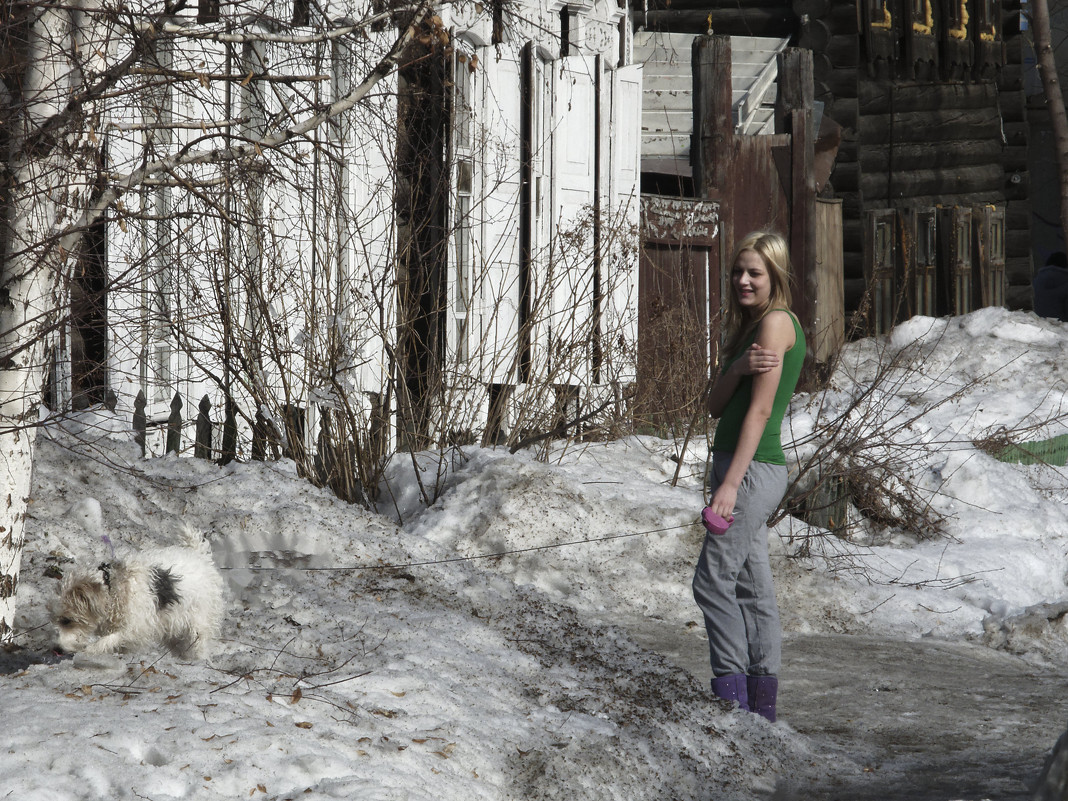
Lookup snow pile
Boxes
[779,308,1068,662]
[4,434,827,800]
[3,307,1068,798]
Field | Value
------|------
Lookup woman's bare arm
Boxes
[707,343,782,418]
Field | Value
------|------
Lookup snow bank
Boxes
[3,433,830,800]
[5,308,1068,798]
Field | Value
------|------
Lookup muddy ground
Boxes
[630,625,1068,800]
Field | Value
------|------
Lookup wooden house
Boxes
[48,0,643,473]
[632,31,845,422]
[634,0,1031,332]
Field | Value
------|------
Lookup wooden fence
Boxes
[132,389,371,504]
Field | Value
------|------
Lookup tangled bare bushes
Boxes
[776,322,1048,566]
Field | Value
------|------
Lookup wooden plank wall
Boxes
[825,0,1030,314]
[635,0,1030,321]
[803,0,861,293]
[813,198,845,364]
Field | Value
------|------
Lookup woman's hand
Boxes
[730,343,781,377]
[708,481,738,521]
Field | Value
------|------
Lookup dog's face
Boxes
[50,574,110,654]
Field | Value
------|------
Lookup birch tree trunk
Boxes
[1,5,78,642]
[0,0,108,642]
[1033,0,1068,239]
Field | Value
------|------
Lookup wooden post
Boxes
[777,48,818,350]
[194,395,213,460]
[166,392,183,455]
[692,36,733,201]
[692,35,734,378]
[133,390,147,457]
[315,407,335,487]
[252,408,267,462]
[220,396,237,465]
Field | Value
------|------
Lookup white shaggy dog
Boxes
[50,529,224,659]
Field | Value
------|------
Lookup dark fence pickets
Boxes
[132,388,368,502]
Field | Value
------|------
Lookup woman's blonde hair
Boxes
[722,231,793,360]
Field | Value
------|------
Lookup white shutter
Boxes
[550,55,597,384]
[610,64,642,216]
[477,48,523,384]
[606,64,642,383]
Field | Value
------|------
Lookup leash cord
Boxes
[218,521,695,573]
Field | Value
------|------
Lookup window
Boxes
[940,207,973,316]
[987,215,1005,306]
[140,43,178,415]
[955,220,971,313]
[452,53,477,363]
[197,0,219,23]
[976,0,1000,41]
[292,0,310,26]
[454,162,473,363]
[560,6,580,57]
[913,211,937,317]
[866,210,897,334]
[975,206,1006,308]
[911,0,932,32]
[869,0,892,28]
[492,0,505,45]
[865,0,897,73]
[947,0,967,37]
[947,0,963,26]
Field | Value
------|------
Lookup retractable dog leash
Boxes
[219,521,697,573]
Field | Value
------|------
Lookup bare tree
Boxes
[0,0,641,642]
[1033,0,1068,238]
[0,0,429,642]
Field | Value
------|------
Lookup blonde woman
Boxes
[692,231,805,723]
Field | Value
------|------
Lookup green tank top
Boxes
[711,310,805,465]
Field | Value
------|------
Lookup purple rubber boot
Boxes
[747,675,778,722]
[711,674,750,711]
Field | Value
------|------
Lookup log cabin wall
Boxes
[847,0,1030,318]
[636,0,1031,325]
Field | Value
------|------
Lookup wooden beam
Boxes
[858,110,1002,145]
[859,81,998,114]
[860,139,1004,173]
[859,164,1005,201]
[644,8,794,37]
[692,35,733,199]
[777,47,818,352]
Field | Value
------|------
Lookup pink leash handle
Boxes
[701,507,734,535]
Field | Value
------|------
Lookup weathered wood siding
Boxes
[639,0,795,38]
[637,196,721,425]
[813,198,845,363]
[841,0,1030,316]
[634,0,1031,322]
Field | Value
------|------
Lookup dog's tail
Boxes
[178,521,213,554]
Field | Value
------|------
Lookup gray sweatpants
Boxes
[692,453,786,677]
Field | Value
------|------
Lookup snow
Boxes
[4,307,1068,799]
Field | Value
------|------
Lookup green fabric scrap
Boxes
[989,433,1068,467]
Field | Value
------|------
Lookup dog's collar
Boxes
[98,562,112,588]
